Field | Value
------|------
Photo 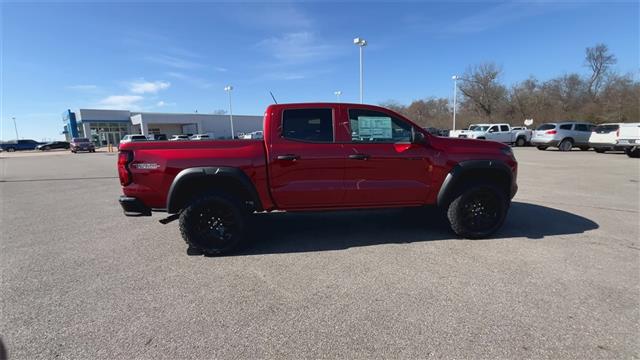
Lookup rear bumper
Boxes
[531,138,559,147]
[119,196,152,216]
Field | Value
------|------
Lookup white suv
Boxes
[589,123,623,153]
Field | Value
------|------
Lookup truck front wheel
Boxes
[179,193,247,256]
[446,184,508,239]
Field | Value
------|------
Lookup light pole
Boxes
[353,37,367,104]
[224,85,234,139]
[334,90,342,102]
[451,75,459,131]
[12,117,19,140]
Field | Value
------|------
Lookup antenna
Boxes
[269,91,278,104]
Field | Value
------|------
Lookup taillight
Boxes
[545,130,557,135]
[118,151,133,186]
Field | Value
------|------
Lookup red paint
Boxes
[118,103,517,211]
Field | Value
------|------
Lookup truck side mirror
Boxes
[412,130,427,144]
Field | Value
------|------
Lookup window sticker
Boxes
[356,116,392,139]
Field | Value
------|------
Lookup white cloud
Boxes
[166,72,213,89]
[214,67,229,72]
[130,80,170,94]
[67,84,98,91]
[257,32,340,65]
[156,100,166,107]
[145,54,202,69]
[98,95,144,109]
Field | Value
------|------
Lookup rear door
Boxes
[574,123,594,144]
[267,106,346,209]
[342,106,434,206]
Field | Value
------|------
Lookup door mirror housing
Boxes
[411,129,427,144]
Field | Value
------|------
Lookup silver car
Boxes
[531,122,595,151]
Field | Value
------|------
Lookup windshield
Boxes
[536,124,556,131]
[72,138,90,143]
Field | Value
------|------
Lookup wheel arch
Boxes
[437,160,513,207]
[166,167,263,214]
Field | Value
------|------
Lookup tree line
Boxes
[381,44,639,130]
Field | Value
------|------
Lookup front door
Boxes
[343,107,433,206]
[267,107,346,209]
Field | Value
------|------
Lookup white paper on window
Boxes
[357,116,392,139]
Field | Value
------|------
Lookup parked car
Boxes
[449,123,531,146]
[0,139,42,152]
[146,134,167,141]
[239,131,264,140]
[169,135,190,141]
[190,134,211,140]
[70,138,96,153]
[120,134,148,144]
[531,122,594,151]
[616,123,640,158]
[36,141,70,151]
[117,102,518,255]
[589,123,624,153]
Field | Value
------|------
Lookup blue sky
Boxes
[1,1,638,141]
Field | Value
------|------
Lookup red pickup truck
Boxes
[118,103,517,255]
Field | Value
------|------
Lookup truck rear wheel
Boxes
[179,193,247,256]
[446,184,508,239]
[515,137,526,147]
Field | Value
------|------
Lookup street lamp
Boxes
[12,117,19,140]
[334,90,342,102]
[224,85,234,139]
[353,37,367,104]
[451,75,459,131]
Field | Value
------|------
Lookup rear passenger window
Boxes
[282,108,333,142]
[500,125,509,132]
[575,124,591,132]
[560,124,573,130]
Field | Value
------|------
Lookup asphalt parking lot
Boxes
[1,147,639,359]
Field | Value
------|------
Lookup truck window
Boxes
[489,125,499,133]
[500,125,509,132]
[282,108,333,142]
[348,109,412,143]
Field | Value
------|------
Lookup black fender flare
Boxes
[166,167,263,213]
[436,160,514,207]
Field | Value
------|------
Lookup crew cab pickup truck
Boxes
[118,103,518,255]
[450,124,531,146]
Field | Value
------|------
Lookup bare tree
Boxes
[458,63,507,119]
[585,43,617,97]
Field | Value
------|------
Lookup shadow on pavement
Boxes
[234,202,598,256]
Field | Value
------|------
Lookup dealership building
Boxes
[62,109,263,146]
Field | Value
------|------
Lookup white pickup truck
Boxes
[616,123,640,158]
[449,124,532,146]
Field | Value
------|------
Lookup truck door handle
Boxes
[348,154,370,160]
[277,154,299,161]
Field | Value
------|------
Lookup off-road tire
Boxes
[179,193,247,256]
[515,137,526,147]
[537,146,548,151]
[446,183,508,239]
